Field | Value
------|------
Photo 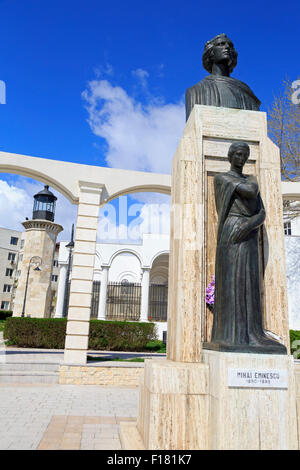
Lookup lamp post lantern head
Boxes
[66,223,75,250]
[32,185,57,222]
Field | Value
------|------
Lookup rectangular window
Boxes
[3,284,12,293]
[19,254,23,262]
[51,275,58,282]
[5,268,13,277]
[10,237,18,245]
[284,221,292,236]
[53,260,58,267]
[20,240,25,249]
[8,253,16,262]
[1,301,9,310]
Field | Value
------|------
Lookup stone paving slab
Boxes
[37,415,137,450]
[0,384,138,450]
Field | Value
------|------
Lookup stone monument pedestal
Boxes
[119,105,299,450]
[120,354,298,450]
[120,359,210,450]
[202,350,298,450]
[137,359,210,449]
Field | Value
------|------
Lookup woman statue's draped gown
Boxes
[206,167,287,354]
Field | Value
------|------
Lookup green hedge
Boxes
[3,317,157,351]
[88,319,156,351]
[4,318,67,349]
[290,330,300,359]
[0,310,13,321]
[4,317,298,355]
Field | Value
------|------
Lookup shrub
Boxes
[145,340,166,353]
[4,317,157,351]
[290,330,300,358]
[0,310,13,321]
[88,320,157,351]
[4,317,67,348]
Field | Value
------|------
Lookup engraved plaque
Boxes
[228,368,288,389]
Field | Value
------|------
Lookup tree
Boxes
[268,79,300,219]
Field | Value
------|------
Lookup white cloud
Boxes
[0,176,77,242]
[1,72,180,240]
[97,196,170,243]
[94,63,114,78]
[129,191,170,205]
[83,74,178,233]
[82,78,185,175]
[132,68,150,89]
[0,179,33,231]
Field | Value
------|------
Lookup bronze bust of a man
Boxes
[185,34,261,120]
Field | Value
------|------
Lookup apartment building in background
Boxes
[0,227,23,310]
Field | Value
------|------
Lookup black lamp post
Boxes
[62,225,74,318]
[21,256,42,317]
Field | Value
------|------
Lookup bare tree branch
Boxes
[268,78,300,219]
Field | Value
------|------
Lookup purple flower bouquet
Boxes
[206,275,215,313]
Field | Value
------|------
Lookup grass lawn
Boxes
[87,355,145,363]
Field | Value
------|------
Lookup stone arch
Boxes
[116,270,139,283]
[0,161,78,204]
[107,248,143,268]
[93,251,103,279]
[282,182,300,200]
[95,251,103,265]
[150,250,170,269]
[0,151,172,206]
[102,184,171,205]
[150,252,169,285]
[107,250,143,286]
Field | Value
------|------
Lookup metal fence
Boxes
[106,282,141,321]
[148,284,168,322]
[91,280,101,318]
[90,280,168,322]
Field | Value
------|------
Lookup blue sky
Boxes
[0,0,299,239]
[0,0,299,164]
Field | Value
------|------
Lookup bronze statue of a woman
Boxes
[204,142,287,354]
[185,34,261,121]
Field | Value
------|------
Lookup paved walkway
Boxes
[0,340,164,363]
[0,383,139,450]
[0,340,146,450]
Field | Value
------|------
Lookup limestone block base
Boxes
[120,356,299,450]
[294,362,300,442]
[120,359,210,450]
[202,349,299,450]
[58,364,143,386]
[119,422,146,450]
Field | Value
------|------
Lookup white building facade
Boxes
[55,234,169,339]
[55,223,300,338]
[285,215,300,330]
[3,218,299,336]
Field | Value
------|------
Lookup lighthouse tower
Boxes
[13,185,63,318]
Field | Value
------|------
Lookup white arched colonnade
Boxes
[0,150,299,363]
[0,150,171,364]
